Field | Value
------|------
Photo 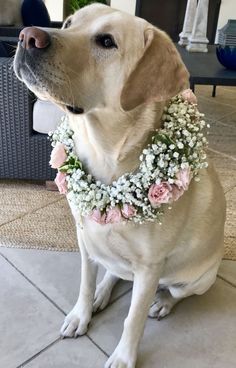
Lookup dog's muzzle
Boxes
[14,27,84,114]
[14,27,51,81]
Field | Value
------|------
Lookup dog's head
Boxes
[14,3,189,114]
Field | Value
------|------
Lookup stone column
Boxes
[179,0,197,47]
[187,0,210,52]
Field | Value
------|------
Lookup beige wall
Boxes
[217,0,236,29]
[44,0,236,30]
[45,0,64,21]
[110,0,136,15]
[110,0,236,29]
[110,0,236,23]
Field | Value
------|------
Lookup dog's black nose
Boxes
[19,27,50,49]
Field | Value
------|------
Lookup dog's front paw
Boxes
[148,289,179,320]
[93,283,112,313]
[105,347,136,368]
[60,309,91,338]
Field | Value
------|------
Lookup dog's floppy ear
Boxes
[120,28,189,111]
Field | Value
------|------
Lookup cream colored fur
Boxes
[14,4,226,368]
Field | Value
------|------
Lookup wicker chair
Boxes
[0,57,55,180]
[0,26,61,181]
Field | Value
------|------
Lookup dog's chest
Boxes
[80,219,135,280]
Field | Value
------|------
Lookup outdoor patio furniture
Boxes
[0,25,61,181]
[178,44,236,96]
[0,56,55,180]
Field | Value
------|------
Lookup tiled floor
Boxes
[0,85,236,368]
[0,249,235,368]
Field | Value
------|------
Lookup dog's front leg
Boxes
[105,265,162,368]
[93,271,119,313]
[60,227,98,338]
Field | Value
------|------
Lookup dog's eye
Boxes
[63,18,72,29]
[95,34,117,49]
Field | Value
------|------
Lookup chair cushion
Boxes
[33,99,65,134]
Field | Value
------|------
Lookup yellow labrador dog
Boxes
[14,4,226,368]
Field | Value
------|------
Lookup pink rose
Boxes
[90,209,106,225]
[148,182,172,207]
[181,89,197,104]
[175,168,191,190]
[121,204,136,219]
[171,185,185,202]
[55,171,67,194]
[106,206,122,224]
[50,142,67,169]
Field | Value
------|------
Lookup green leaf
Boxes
[154,133,174,145]
[59,156,82,173]
[70,0,107,13]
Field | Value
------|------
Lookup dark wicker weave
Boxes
[0,57,56,180]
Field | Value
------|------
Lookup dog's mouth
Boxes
[66,105,84,114]
[14,45,85,115]
[15,55,85,115]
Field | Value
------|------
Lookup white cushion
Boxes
[33,99,65,134]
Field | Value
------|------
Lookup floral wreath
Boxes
[49,89,209,225]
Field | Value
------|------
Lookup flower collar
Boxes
[49,89,208,225]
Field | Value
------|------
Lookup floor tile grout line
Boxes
[86,288,132,358]
[198,94,236,110]
[203,108,236,124]
[16,337,61,368]
[0,246,132,315]
[217,275,236,289]
[17,286,131,364]
[86,287,132,357]
[86,335,109,358]
[210,119,236,129]
[0,251,66,316]
[17,334,109,367]
[204,101,236,111]
[108,287,132,306]
[0,197,64,229]
[4,273,235,367]
[217,111,236,122]
[208,148,236,163]
[0,249,131,361]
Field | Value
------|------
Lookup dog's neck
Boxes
[68,102,165,184]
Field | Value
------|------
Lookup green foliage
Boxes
[154,133,174,146]
[70,0,107,13]
[60,155,82,173]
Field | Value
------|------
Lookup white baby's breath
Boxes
[50,94,208,223]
